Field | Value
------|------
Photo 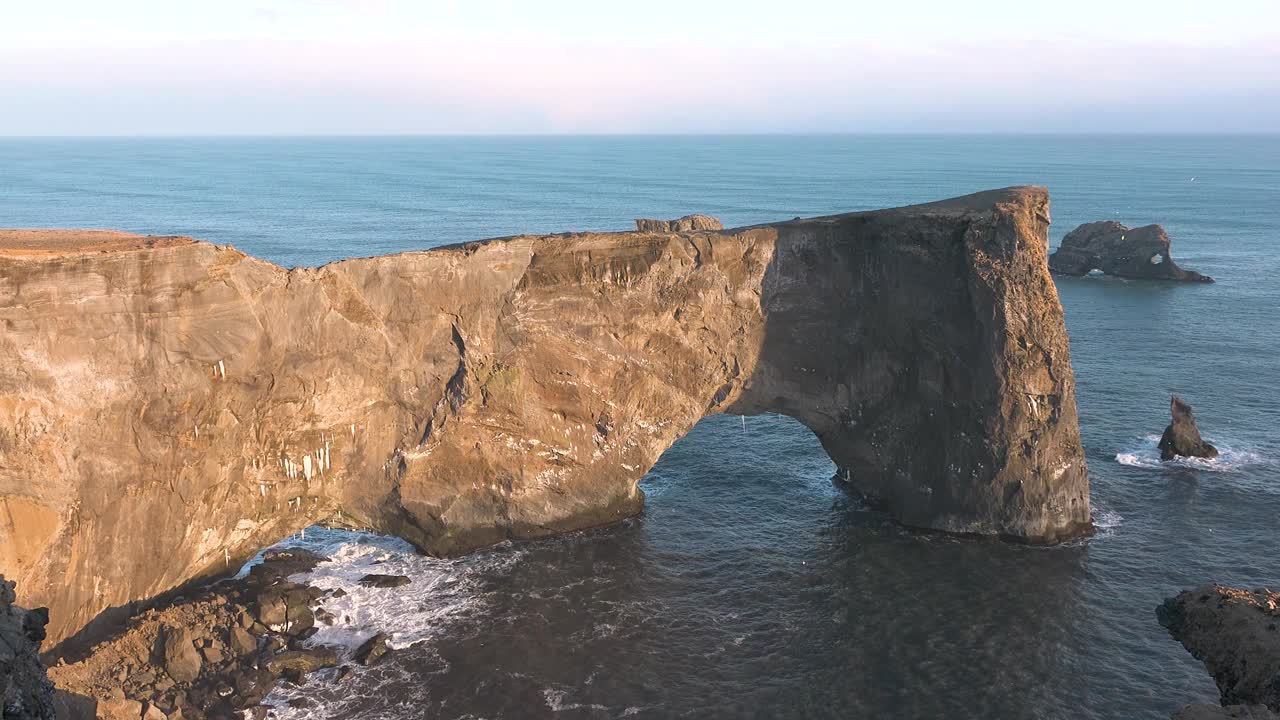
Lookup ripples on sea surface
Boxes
[3,135,1278,719]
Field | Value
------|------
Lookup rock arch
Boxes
[0,187,1090,645]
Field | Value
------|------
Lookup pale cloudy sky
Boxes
[1,0,1277,134]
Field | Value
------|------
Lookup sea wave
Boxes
[247,527,518,718]
[1113,434,1264,472]
[1092,507,1123,531]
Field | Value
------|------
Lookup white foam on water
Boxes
[1088,507,1124,542]
[243,527,523,719]
[543,687,610,713]
[1113,434,1265,472]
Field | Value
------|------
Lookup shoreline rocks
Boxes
[1159,585,1280,718]
[357,574,411,589]
[44,549,370,720]
[1159,395,1219,461]
[1,575,55,719]
[1049,221,1214,282]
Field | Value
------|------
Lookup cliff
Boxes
[1159,585,1280,715]
[1,576,54,719]
[1049,221,1214,282]
[0,187,1091,647]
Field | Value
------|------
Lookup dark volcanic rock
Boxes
[353,632,391,666]
[634,214,723,232]
[1174,705,1279,719]
[1158,585,1280,713]
[0,576,54,719]
[1159,395,1219,461]
[265,647,339,677]
[1,187,1091,645]
[358,574,411,589]
[1049,221,1213,282]
[255,583,319,635]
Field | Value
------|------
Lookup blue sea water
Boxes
[2,135,1278,719]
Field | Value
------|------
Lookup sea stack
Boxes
[1049,221,1214,282]
[1158,585,1280,717]
[0,187,1091,647]
[1159,395,1219,461]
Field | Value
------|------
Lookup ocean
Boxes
[3,135,1278,719]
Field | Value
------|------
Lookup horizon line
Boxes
[3,131,1280,140]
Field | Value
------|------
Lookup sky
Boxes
[1,0,1277,135]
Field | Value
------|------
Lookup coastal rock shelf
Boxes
[0,187,1092,646]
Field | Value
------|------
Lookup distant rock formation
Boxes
[1159,395,1219,460]
[0,576,54,720]
[1049,221,1214,282]
[1159,585,1280,718]
[0,187,1091,647]
[634,214,723,232]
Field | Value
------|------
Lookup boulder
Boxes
[254,583,317,635]
[264,648,339,678]
[161,626,203,684]
[96,697,144,720]
[357,574,411,589]
[634,214,723,232]
[353,633,391,666]
[1159,395,1219,460]
[1049,221,1213,282]
[228,626,257,656]
[1158,585,1280,712]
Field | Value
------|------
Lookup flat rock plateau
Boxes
[0,187,1092,655]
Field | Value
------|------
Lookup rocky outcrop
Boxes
[1049,221,1214,282]
[46,550,345,719]
[1,576,54,719]
[0,187,1091,647]
[1173,704,1279,719]
[634,214,723,232]
[1159,395,1219,460]
[1158,585,1280,715]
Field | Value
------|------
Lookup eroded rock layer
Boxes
[0,187,1091,646]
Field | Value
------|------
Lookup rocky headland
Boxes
[1159,395,1219,461]
[0,187,1092,651]
[1049,221,1214,282]
[1160,585,1280,719]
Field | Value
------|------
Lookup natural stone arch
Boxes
[0,187,1090,646]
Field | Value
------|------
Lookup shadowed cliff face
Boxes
[0,187,1090,645]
